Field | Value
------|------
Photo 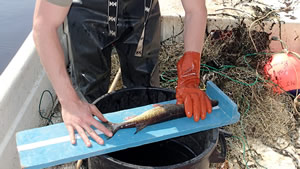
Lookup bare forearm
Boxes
[32,0,113,146]
[33,26,79,104]
[183,2,207,53]
[33,0,76,105]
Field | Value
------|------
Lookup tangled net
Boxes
[157,1,300,168]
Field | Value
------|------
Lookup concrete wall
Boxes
[269,22,300,54]
[160,0,300,54]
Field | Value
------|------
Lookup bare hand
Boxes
[61,100,113,147]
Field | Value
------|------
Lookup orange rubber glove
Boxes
[176,51,212,121]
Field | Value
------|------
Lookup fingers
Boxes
[89,104,112,137]
[74,125,91,147]
[75,118,112,147]
[176,94,184,105]
[91,118,113,137]
[62,101,113,147]
[90,105,107,122]
[191,94,200,122]
[199,93,207,120]
[206,96,212,114]
[66,125,76,145]
[184,95,193,118]
[179,89,213,121]
[82,123,104,145]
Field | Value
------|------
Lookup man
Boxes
[33,0,212,147]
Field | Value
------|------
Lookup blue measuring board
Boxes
[16,81,240,169]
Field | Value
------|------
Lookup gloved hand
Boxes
[176,51,212,122]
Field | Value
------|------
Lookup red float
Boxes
[264,52,300,93]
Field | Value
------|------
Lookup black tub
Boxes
[89,87,226,169]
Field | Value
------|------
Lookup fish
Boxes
[103,100,219,136]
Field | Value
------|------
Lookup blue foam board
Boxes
[16,81,240,169]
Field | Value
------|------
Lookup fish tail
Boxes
[103,121,122,136]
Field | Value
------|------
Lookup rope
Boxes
[38,90,56,125]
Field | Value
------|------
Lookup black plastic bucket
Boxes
[89,87,225,169]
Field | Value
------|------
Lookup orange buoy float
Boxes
[264,52,300,94]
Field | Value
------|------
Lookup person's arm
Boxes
[182,0,207,52]
[176,0,212,122]
[33,0,112,147]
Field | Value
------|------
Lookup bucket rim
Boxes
[93,87,176,105]
[100,128,219,169]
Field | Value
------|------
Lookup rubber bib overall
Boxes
[67,0,161,102]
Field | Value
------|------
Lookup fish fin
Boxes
[124,115,137,121]
[135,123,149,134]
[103,121,121,136]
[152,104,161,107]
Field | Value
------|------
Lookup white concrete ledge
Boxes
[160,0,300,54]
